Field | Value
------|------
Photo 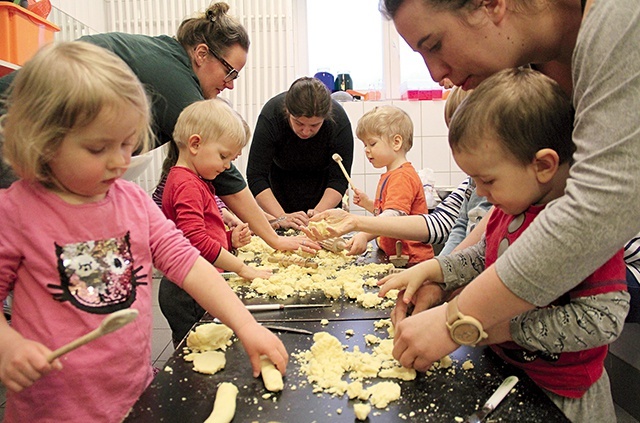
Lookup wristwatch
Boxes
[445,296,488,347]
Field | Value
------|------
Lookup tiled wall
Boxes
[340,99,467,216]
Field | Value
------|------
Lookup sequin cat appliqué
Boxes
[48,232,147,314]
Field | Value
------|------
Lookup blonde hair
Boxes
[1,42,152,187]
[356,105,413,152]
[444,86,472,127]
[173,98,249,150]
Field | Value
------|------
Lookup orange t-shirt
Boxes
[373,162,434,263]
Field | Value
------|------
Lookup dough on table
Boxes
[354,403,371,421]
[260,355,284,392]
[187,323,233,352]
[192,350,226,375]
[204,382,238,423]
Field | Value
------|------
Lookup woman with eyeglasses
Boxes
[246,77,354,230]
[0,2,316,253]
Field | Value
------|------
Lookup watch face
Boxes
[452,323,480,345]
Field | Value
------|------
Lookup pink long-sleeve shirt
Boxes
[0,179,199,422]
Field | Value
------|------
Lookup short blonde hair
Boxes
[1,42,152,186]
[356,105,413,152]
[173,98,249,150]
[444,86,472,127]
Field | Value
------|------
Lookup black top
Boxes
[246,92,354,213]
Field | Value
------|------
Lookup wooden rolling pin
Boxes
[268,255,318,269]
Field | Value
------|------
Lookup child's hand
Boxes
[0,337,62,393]
[237,264,272,281]
[346,233,368,256]
[222,208,243,230]
[378,261,436,302]
[390,285,448,327]
[231,223,251,248]
[352,188,373,210]
[234,321,289,378]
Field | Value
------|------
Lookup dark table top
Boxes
[126,318,570,423]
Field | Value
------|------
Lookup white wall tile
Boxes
[422,136,450,173]
[364,174,382,198]
[420,101,448,136]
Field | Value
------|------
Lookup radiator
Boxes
[104,0,297,192]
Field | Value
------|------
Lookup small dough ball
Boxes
[354,403,371,421]
[204,382,239,423]
[260,356,284,392]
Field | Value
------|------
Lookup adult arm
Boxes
[220,187,319,252]
[393,0,640,371]
[312,188,344,214]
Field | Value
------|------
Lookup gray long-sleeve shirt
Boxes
[495,0,640,306]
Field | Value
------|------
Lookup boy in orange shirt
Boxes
[348,105,434,264]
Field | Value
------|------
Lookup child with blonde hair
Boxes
[348,105,434,264]
[159,99,272,345]
[0,42,287,422]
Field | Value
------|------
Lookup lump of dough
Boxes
[204,382,238,423]
[187,323,233,352]
[307,220,331,237]
[192,351,226,375]
[260,356,284,392]
[354,403,371,421]
[367,381,401,408]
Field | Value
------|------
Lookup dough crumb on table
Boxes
[354,403,371,421]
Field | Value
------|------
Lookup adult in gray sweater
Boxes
[374,0,639,372]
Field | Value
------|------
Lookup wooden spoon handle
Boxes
[47,328,101,362]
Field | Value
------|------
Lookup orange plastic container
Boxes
[0,2,59,66]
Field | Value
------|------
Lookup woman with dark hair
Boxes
[247,77,354,230]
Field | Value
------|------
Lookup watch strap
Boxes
[445,296,488,347]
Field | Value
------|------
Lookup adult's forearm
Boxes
[254,189,285,218]
[220,187,280,247]
[457,265,535,331]
[313,188,343,212]
[353,214,430,242]
[494,0,640,307]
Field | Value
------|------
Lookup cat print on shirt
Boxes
[48,232,147,314]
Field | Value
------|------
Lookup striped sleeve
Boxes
[421,177,471,244]
[624,234,640,283]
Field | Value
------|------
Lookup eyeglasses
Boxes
[207,46,239,82]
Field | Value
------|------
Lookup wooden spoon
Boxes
[47,309,139,362]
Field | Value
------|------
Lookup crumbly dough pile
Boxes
[228,236,394,306]
[294,330,415,409]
